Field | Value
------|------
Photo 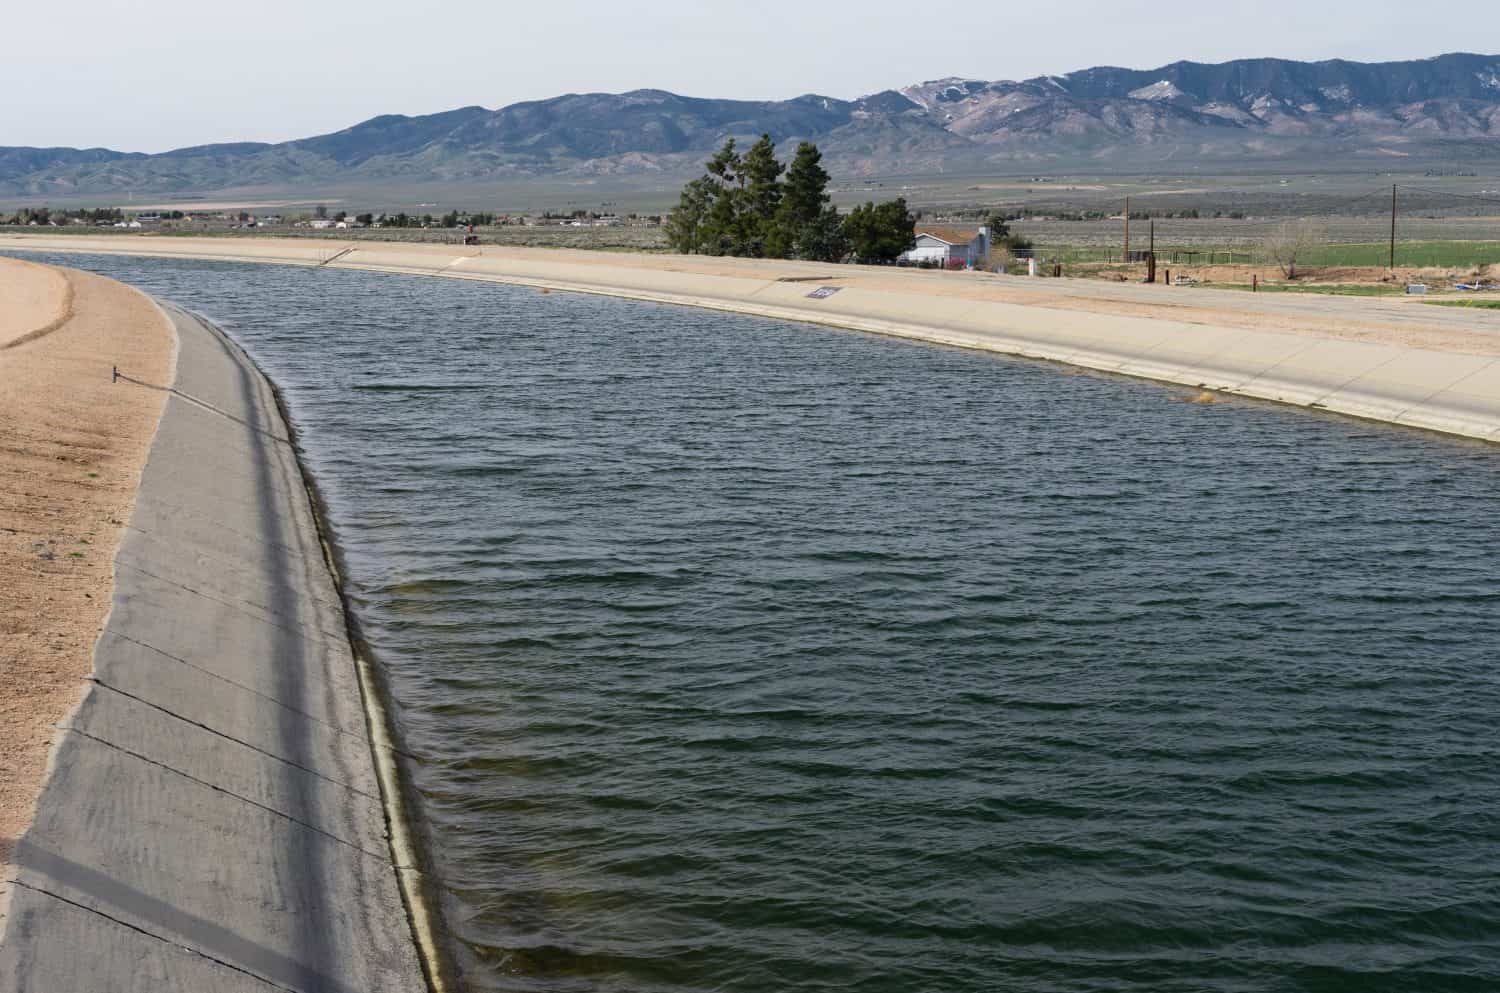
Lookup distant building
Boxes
[901,226,990,267]
[309,218,336,230]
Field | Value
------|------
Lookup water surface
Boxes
[21,252,1500,992]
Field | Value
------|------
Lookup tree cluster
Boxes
[982,211,1032,256]
[2,207,126,226]
[440,210,495,227]
[665,136,915,264]
[380,212,432,228]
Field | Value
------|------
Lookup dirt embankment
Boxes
[0,259,175,868]
[0,257,73,349]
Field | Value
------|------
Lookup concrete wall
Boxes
[2,236,1498,444]
[0,303,430,993]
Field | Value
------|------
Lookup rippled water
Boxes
[19,252,1500,992]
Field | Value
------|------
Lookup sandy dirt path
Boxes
[0,259,175,870]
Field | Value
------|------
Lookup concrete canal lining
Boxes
[0,302,433,992]
[3,234,1500,444]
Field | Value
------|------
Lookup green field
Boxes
[1209,282,1407,296]
[1027,239,1500,269]
[1300,241,1500,268]
[1426,298,1500,309]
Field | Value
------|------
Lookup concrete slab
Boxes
[11,738,406,993]
[1399,358,1500,437]
[0,889,282,993]
[115,525,347,622]
[1236,337,1407,407]
[102,567,363,730]
[73,672,385,847]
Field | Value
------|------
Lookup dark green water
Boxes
[22,253,1500,992]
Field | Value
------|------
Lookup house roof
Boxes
[912,226,984,247]
[914,225,983,246]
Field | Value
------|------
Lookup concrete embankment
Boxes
[0,301,429,992]
[4,234,1500,442]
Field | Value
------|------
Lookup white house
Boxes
[901,225,990,267]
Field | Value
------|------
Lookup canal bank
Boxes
[3,234,1500,444]
[0,296,437,992]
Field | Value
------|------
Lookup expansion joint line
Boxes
[112,558,350,643]
[9,880,299,993]
[1392,355,1500,423]
[86,676,380,801]
[1306,351,1408,409]
[106,630,372,744]
[60,726,392,863]
[127,504,305,558]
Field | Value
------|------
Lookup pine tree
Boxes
[844,197,916,263]
[665,176,716,254]
[780,143,830,227]
[797,206,850,263]
[737,134,784,256]
[770,142,832,258]
[983,211,1010,241]
[698,139,744,255]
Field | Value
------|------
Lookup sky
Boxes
[3,0,1488,153]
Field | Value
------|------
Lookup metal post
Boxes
[1124,196,1130,263]
[1148,220,1156,283]
[1389,184,1397,271]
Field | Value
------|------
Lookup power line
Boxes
[1401,186,1500,207]
[1270,186,1403,214]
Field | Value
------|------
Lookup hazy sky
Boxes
[4,0,1487,153]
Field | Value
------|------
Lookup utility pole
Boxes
[1146,219,1157,283]
[1389,183,1398,271]
[1123,196,1130,264]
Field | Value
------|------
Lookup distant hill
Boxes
[4,53,1500,199]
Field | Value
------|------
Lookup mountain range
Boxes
[5,53,1500,199]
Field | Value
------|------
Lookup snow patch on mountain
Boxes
[1128,80,1186,101]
